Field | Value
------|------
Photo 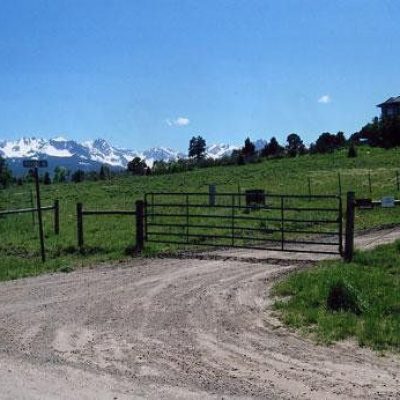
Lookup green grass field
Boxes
[272,241,400,352]
[1,145,400,280]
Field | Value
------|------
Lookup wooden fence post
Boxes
[54,199,60,235]
[135,200,145,253]
[368,170,372,193]
[344,191,355,262]
[77,202,84,249]
[396,171,399,191]
[30,188,36,227]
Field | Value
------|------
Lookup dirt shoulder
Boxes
[0,228,399,399]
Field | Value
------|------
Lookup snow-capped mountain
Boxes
[206,143,238,159]
[0,136,239,175]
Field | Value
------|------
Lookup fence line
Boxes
[76,201,144,252]
[0,200,60,235]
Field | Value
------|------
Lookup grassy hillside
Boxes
[1,145,400,280]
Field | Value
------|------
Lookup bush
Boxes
[326,279,367,315]
[348,143,357,158]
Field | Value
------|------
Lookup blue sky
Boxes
[0,0,399,151]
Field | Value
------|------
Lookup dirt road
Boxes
[0,228,399,399]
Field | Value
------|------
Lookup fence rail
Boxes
[0,200,60,235]
[344,193,400,261]
[76,201,144,252]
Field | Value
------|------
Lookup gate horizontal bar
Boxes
[146,239,340,255]
[147,212,339,224]
[148,231,339,246]
[82,210,136,216]
[146,192,341,200]
[149,203,339,213]
[147,222,339,236]
[148,231,281,243]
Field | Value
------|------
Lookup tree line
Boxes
[0,131,356,186]
[0,162,115,188]
[1,112,398,185]
[128,131,355,176]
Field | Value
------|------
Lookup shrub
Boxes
[326,279,367,315]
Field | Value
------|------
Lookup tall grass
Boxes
[272,241,400,351]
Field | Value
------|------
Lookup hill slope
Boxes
[1,145,400,278]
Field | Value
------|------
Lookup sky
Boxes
[0,0,399,151]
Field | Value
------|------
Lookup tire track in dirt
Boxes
[0,229,399,399]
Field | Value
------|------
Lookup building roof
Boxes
[377,96,400,108]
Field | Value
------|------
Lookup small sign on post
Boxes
[381,196,395,208]
[23,159,48,262]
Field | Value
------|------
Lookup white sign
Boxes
[381,196,395,208]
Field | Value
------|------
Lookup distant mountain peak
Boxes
[52,136,68,142]
[0,136,249,175]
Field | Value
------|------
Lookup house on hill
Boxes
[377,96,400,118]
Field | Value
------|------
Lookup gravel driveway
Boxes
[0,228,399,399]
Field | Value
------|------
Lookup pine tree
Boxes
[43,172,52,185]
[127,157,147,175]
[53,166,67,183]
[261,137,283,157]
[286,133,305,157]
[348,143,357,158]
[99,165,106,180]
[241,137,256,158]
[71,169,85,183]
[188,136,206,160]
[0,156,12,188]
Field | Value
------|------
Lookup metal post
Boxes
[135,200,145,252]
[344,191,355,262]
[30,188,36,227]
[280,196,284,251]
[77,202,84,248]
[338,196,343,256]
[231,194,235,246]
[34,167,46,263]
[151,193,155,223]
[209,184,216,207]
[238,183,241,208]
[396,171,399,191]
[368,171,372,193]
[186,194,189,244]
[54,199,60,235]
[338,172,342,196]
[144,200,148,240]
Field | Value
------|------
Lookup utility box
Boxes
[245,189,266,207]
[355,198,373,209]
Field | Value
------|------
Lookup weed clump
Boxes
[57,265,74,273]
[326,280,367,315]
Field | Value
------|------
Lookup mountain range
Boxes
[0,137,256,176]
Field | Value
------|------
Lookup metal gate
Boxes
[144,192,343,255]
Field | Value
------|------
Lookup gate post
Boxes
[344,191,355,262]
[135,200,145,253]
[54,199,60,235]
[77,202,84,249]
